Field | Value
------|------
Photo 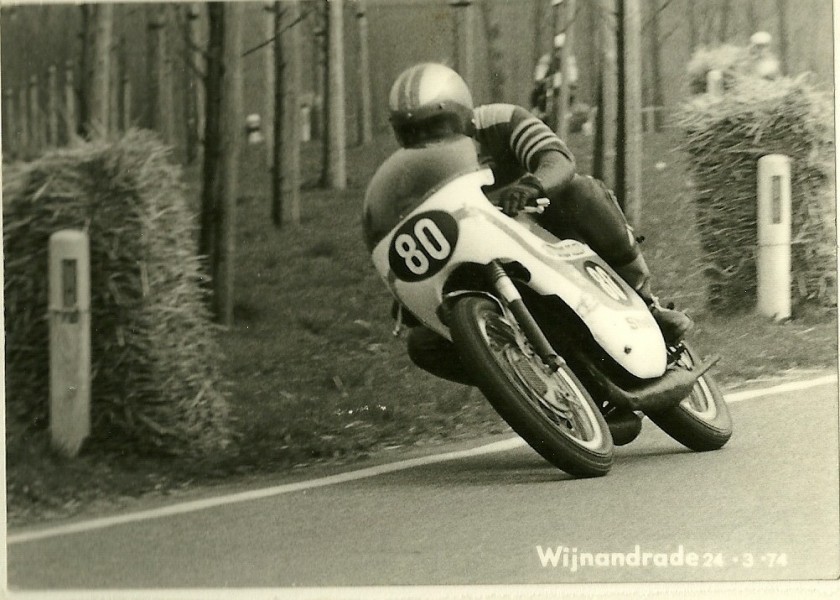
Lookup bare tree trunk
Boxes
[615,0,625,197]
[264,2,276,163]
[648,0,664,131]
[3,89,15,159]
[594,0,617,188]
[555,0,576,138]
[109,34,120,134]
[199,4,225,262]
[283,0,303,225]
[47,65,59,146]
[355,0,373,145]
[702,1,716,45]
[271,1,286,226]
[451,0,476,91]
[64,61,77,143]
[160,7,175,144]
[147,4,174,143]
[184,3,202,163]
[146,5,161,130]
[746,0,758,31]
[88,3,113,137]
[312,10,326,142]
[619,0,642,228]
[533,0,546,70]
[324,0,346,190]
[718,0,732,42]
[688,0,697,52]
[18,86,29,158]
[122,74,132,131]
[319,1,329,184]
[478,0,505,102]
[117,36,130,131]
[77,5,93,137]
[776,0,789,74]
[548,0,563,130]
[215,2,243,325]
[29,75,42,153]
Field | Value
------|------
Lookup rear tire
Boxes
[644,342,732,451]
[449,296,614,477]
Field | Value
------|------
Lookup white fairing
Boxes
[371,170,667,379]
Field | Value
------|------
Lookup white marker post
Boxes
[49,230,91,457]
[707,69,723,97]
[756,154,792,320]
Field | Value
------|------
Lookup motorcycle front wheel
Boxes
[644,342,732,452]
[449,296,614,477]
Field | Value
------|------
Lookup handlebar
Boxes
[495,197,551,215]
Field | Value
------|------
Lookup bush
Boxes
[3,131,232,455]
[677,74,836,312]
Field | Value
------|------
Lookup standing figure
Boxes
[530,33,579,125]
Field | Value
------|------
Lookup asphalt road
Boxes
[8,377,840,589]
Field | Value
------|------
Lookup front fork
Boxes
[486,260,565,373]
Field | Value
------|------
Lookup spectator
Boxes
[748,31,781,79]
[530,33,579,122]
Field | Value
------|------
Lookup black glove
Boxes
[497,174,545,217]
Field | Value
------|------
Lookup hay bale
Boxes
[686,44,752,94]
[677,74,836,312]
[3,130,231,455]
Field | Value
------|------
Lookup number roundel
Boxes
[583,261,630,304]
[388,211,459,282]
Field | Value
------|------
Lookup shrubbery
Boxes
[3,131,232,455]
[677,68,835,311]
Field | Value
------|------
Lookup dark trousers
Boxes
[539,173,639,267]
[406,173,639,384]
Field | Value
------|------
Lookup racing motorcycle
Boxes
[363,136,732,477]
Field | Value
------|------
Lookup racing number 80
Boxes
[388,211,459,282]
[394,218,452,275]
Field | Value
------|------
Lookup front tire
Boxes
[449,296,614,477]
[644,342,732,451]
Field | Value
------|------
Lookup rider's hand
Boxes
[497,174,545,217]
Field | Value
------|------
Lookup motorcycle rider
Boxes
[386,63,692,385]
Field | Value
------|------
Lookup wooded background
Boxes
[1,0,833,163]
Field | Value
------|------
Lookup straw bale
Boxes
[3,131,231,455]
[677,74,835,311]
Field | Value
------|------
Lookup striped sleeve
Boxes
[508,106,574,171]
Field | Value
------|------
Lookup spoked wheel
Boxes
[644,341,732,451]
[450,296,613,477]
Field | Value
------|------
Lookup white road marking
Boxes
[7,438,525,545]
[724,374,837,403]
[8,374,837,545]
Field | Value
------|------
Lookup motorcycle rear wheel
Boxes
[450,296,614,477]
[644,342,732,451]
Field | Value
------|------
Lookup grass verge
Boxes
[6,128,836,526]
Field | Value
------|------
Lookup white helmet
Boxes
[750,31,772,47]
[388,63,474,148]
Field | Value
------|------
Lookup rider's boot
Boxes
[612,253,694,345]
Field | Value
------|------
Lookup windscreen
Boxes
[362,135,482,251]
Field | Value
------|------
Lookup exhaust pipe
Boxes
[582,354,721,413]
